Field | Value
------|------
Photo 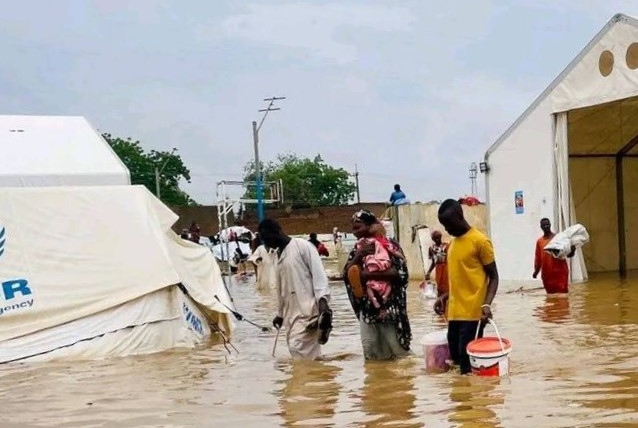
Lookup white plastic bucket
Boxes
[421,330,450,373]
[466,319,512,377]
[420,281,438,300]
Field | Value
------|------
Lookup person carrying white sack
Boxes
[544,223,589,259]
[533,219,589,295]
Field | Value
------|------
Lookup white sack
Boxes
[544,224,590,259]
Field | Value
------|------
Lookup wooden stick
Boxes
[272,328,281,357]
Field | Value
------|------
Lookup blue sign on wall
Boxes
[515,191,524,214]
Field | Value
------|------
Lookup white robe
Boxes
[248,245,278,289]
[276,238,330,360]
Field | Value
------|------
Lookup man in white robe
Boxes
[248,244,278,289]
[258,219,332,360]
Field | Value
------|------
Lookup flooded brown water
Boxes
[3,271,638,427]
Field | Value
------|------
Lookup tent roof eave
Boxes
[484,13,638,161]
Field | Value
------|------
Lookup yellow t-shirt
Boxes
[447,227,495,321]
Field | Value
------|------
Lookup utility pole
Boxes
[354,164,361,204]
[254,96,285,222]
[155,148,177,200]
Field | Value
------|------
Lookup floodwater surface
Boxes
[2,271,638,428]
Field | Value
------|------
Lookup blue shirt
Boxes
[389,190,406,204]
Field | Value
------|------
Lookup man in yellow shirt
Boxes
[434,199,499,374]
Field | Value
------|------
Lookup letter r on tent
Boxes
[2,279,31,300]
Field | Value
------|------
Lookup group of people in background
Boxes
[183,184,573,372]
[260,198,499,375]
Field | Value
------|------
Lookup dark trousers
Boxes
[448,320,485,374]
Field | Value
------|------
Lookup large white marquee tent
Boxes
[485,13,638,282]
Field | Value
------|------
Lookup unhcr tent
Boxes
[0,115,130,187]
[485,13,638,282]
[0,185,234,363]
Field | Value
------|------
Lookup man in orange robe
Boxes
[533,218,575,294]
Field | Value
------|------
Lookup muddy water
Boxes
[2,272,638,428]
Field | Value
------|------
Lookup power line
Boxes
[252,96,286,221]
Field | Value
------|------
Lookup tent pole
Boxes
[615,155,627,279]
[614,133,638,279]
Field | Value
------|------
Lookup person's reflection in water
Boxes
[448,376,504,427]
[358,361,420,428]
[277,360,341,427]
[534,295,571,324]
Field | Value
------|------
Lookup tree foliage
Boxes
[103,133,197,206]
[243,153,356,207]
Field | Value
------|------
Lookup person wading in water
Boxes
[533,218,575,295]
[425,230,450,296]
[434,199,499,375]
[259,219,333,360]
[343,210,412,360]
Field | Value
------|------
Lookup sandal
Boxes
[347,265,365,299]
[317,309,333,345]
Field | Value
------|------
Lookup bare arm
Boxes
[426,260,436,276]
[533,241,542,277]
[343,241,375,275]
[425,247,436,278]
[481,262,499,320]
[362,267,399,283]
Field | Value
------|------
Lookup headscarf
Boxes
[352,209,378,226]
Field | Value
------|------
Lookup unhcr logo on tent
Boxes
[0,225,35,316]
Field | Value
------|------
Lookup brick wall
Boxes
[170,203,389,236]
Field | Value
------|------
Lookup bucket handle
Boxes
[475,318,506,354]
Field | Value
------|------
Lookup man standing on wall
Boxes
[533,218,575,295]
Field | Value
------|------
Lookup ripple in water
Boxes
[1,272,638,427]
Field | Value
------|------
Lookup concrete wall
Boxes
[172,202,487,281]
[394,203,488,280]
[170,203,388,237]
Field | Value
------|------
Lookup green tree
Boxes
[243,153,356,207]
[103,133,197,206]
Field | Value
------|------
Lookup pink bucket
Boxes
[421,330,450,373]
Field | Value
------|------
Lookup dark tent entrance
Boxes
[566,95,638,278]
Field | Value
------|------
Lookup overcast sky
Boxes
[0,1,635,204]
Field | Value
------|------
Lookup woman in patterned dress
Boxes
[343,210,412,360]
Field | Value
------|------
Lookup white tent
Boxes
[0,115,130,187]
[484,13,638,282]
[0,185,234,363]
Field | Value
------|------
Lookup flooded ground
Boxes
[2,271,638,427]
